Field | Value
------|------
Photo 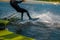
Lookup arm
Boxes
[16,1,23,3]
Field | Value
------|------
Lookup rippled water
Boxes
[0,2,60,40]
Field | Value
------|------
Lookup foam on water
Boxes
[7,10,60,40]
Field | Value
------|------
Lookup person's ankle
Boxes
[29,18,32,20]
[21,19,23,20]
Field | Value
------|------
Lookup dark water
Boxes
[0,2,60,40]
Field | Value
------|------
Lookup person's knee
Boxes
[25,10,29,13]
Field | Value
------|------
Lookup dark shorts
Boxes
[16,8,27,12]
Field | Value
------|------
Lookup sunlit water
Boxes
[0,2,60,40]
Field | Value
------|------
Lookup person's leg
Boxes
[21,12,23,20]
[26,11,32,19]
